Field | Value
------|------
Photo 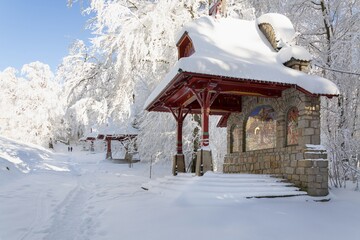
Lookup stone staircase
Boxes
[144,172,307,205]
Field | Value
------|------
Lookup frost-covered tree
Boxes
[57,40,110,140]
[0,62,62,146]
[64,0,252,167]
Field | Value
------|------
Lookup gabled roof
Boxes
[145,15,339,110]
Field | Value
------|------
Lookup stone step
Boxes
[145,172,307,201]
[303,152,327,159]
[156,177,292,187]
[176,190,307,205]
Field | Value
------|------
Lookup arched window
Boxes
[245,105,276,151]
[287,107,299,145]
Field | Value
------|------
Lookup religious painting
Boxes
[287,107,299,145]
[245,105,276,151]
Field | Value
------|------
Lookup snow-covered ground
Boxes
[1,136,359,240]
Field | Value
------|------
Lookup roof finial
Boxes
[209,0,227,18]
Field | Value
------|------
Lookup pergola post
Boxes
[106,137,112,159]
[201,89,211,147]
[191,87,219,176]
[169,107,190,175]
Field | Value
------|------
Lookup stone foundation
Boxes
[224,147,328,196]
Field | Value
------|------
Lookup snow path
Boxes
[1,143,360,240]
[39,152,151,240]
[43,185,89,240]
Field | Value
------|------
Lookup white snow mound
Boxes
[0,135,70,174]
[277,46,312,63]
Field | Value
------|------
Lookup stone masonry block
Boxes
[265,162,270,169]
[306,167,319,175]
[308,188,329,197]
[310,135,320,145]
[304,152,327,159]
[290,161,297,168]
[310,120,319,128]
[308,175,315,182]
[303,128,315,136]
[285,167,294,175]
[315,161,328,168]
[296,167,305,175]
[300,175,308,182]
[298,160,314,168]
[292,174,300,181]
[320,168,328,173]
[298,120,310,128]
[316,175,324,183]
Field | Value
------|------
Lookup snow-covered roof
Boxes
[145,15,339,109]
[82,122,138,140]
[97,124,139,136]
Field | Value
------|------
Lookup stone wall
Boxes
[223,88,329,196]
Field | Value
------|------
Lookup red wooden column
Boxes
[200,89,211,147]
[191,87,219,148]
[191,86,219,175]
[169,107,190,175]
[177,117,184,154]
[106,136,112,159]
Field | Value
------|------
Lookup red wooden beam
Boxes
[169,107,190,154]
[190,86,221,147]
[217,113,231,128]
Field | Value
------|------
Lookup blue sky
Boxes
[0,0,92,72]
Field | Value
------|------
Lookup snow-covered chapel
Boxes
[145,1,339,196]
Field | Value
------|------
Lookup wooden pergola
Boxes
[105,134,137,160]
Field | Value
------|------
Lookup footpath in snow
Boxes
[0,136,360,240]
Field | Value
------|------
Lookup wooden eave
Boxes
[146,70,338,117]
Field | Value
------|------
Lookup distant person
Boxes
[68,146,70,152]
[70,147,73,152]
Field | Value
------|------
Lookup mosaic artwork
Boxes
[246,105,276,151]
